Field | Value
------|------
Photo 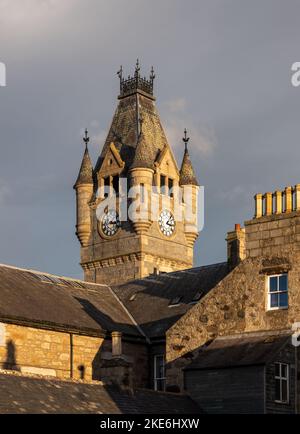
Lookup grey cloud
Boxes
[0,0,300,276]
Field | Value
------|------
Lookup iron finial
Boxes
[117,65,123,80]
[135,58,140,78]
[150,66,155,81]
[182,128,190,151]
[83,128,90,149]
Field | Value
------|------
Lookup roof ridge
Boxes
[108,285,150,343]
[128,262,228,283]
[0,263,108,287]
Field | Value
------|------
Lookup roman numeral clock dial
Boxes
[100,210,121,237]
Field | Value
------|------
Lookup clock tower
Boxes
[74,61,200,285]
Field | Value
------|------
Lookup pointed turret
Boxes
[130,119,154,170]
[74,129,94,247]
[129,118,154,235]
[74,129,93,188]
[180,129,199,248]
[179,129,199,186]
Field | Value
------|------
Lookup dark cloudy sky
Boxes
[0,0,300,278]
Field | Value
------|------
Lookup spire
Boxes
[130,117,154,170]
[179,129,199,186]
[74,129,94,188]
[94,63,175,174]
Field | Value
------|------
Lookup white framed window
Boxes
[267,274,288,310]
[154,354,166,391]
[275,362,289,403]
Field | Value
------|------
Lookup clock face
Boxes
[101,210,120,237]
[158,210,175,237]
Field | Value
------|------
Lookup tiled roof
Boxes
[130,132,155,170]
[94,93,177,174]
[112,263,229,338]
[179,148,198,186]
[74,146,93,187]
[0,372,201,414]
[185,330,291,370]
[0,264,141,338]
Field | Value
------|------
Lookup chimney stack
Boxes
[100,331,133,391]
[226,224,246,270]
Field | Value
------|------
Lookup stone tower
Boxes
[74,61,200,285]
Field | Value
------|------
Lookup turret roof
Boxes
[179,148,199,186]
[74,145,93,188]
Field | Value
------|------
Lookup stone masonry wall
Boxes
[166,230,300,389]
[245,211,300,259]
[166,211,300,390]
[0,323,104,380]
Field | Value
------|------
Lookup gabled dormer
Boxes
[154,145,180,196]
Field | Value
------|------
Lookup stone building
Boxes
[74,61,199,286]
[0,63,299,413]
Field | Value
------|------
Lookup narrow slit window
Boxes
[168,178,174,197]
[112,175,119,195]
[140,183,145,203]
[104,176,110,197]
[160,175,166,195]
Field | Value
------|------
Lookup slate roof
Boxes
[185,330,291,370]
[0,264,141,338]
[179,148,199,186]
[94,93,178,174]
[112,262,229,339]
[74,146,93,187]
[0,261,229,341]
[0,372,201,414]
[130,131,155,170]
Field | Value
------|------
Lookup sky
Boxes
[0,0,300,278]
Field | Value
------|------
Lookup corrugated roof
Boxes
[185,330,291,370]
[0,372,201,414]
